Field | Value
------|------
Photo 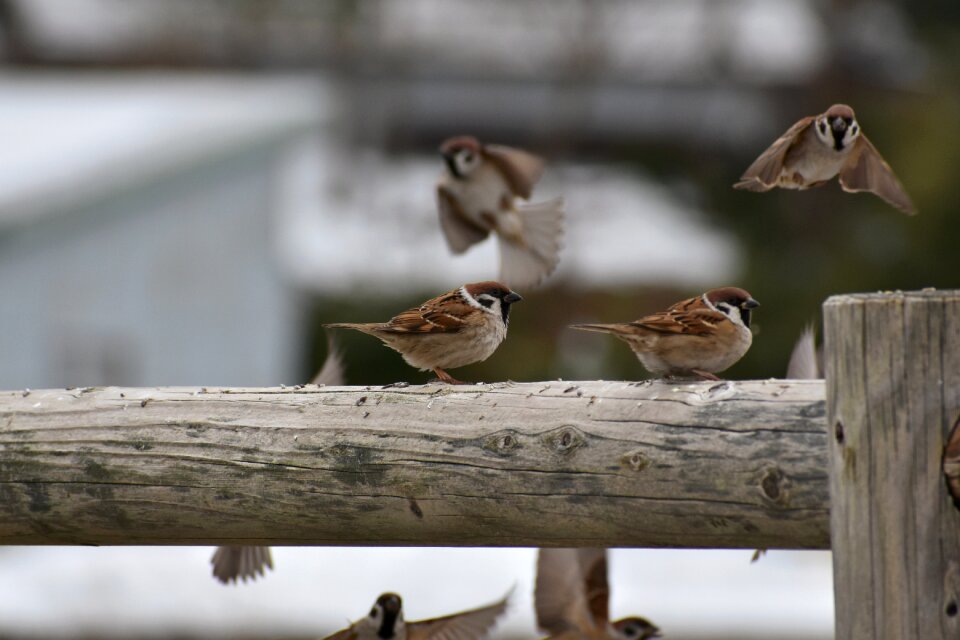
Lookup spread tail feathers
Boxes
[498,196,564,290]
[211,545,273,584]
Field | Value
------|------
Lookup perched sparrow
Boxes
[734,104,916,214]
[323,591,509,640]
[325,281,521,385]
[786,323,823,379]
[535,548,660,640]
[436,136,565,290]
[211,338,345,585]
[571,287,760,381]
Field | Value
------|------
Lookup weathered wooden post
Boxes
[825,290,960,639]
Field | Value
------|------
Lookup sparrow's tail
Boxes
[498,196,564,290]
[323,322,382,336]
[211,545,274,584]
[570,322,636,336]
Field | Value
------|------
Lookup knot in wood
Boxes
[483,430,522,456]
[543,426,585,454]
[760,466,788,505]
[621,450,650,472]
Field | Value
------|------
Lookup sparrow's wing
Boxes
[786,324,822,379]
[210,545,273,584]
[535,548,598,635]
[579,549,611,629]
[734,116,814,190]
[437,185,490,253]
[839,135,917,214]
[321,624,360,640]
[382,289,475,334]
[311,334,346,385]
[407,594,509,640]
[636,307,729,336]
[482,144,545,199]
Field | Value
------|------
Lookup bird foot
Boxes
[431,369,468,385]
[690,369,722,381]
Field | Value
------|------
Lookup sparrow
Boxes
[323,591,509,640]
[535,548,660,640]
[211,337,345,585]
[785,323,823,379]
[571,287,760,381]
[734,103,916,214]
[325,281,521,385]
[436,136,565,290]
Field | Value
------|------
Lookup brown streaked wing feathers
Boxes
[481,144,545,199]
[636,307,728,336]
[380,290,473,334]
[839,135,917,214]
[734,116,814,190]
[437,185,490,253]
[407,595,509,640]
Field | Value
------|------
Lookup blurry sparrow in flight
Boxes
[536,548,661,640]
[735,104,915,214]
[437,136,564,289]
[323,591,509,640]
[786,323,822,380]
[571,287,759,381]
[325,281,521,385]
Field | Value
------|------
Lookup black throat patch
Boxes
[378,609,399,640]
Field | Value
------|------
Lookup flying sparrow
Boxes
[535,548,661,640]
[325,281,521,385]
[571,287,760,381]
[323,591,509,640]
[436,136,565,290]
[786,323,822,379]
[734,104,916,214]
[210,337,345,585]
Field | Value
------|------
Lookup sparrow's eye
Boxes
[476,294,495,308]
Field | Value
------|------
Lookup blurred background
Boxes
[0,0,956,638]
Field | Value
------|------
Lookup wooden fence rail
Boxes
[0,379,828,548]
[2,289,958,639]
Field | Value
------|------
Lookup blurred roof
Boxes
[0,72,328,229]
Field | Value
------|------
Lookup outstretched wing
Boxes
[407,593,510,640]
[535,549,609,636]
[734,116,814,191]
[437,185,490,253]
[482,144,545,199]
[839,134,917,214]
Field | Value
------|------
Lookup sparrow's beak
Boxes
[831,117,847,133]
[742,298,760,309]
[503,292,522,304]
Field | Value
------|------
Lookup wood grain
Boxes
[0,379,828,548]
[825,289,960,640]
